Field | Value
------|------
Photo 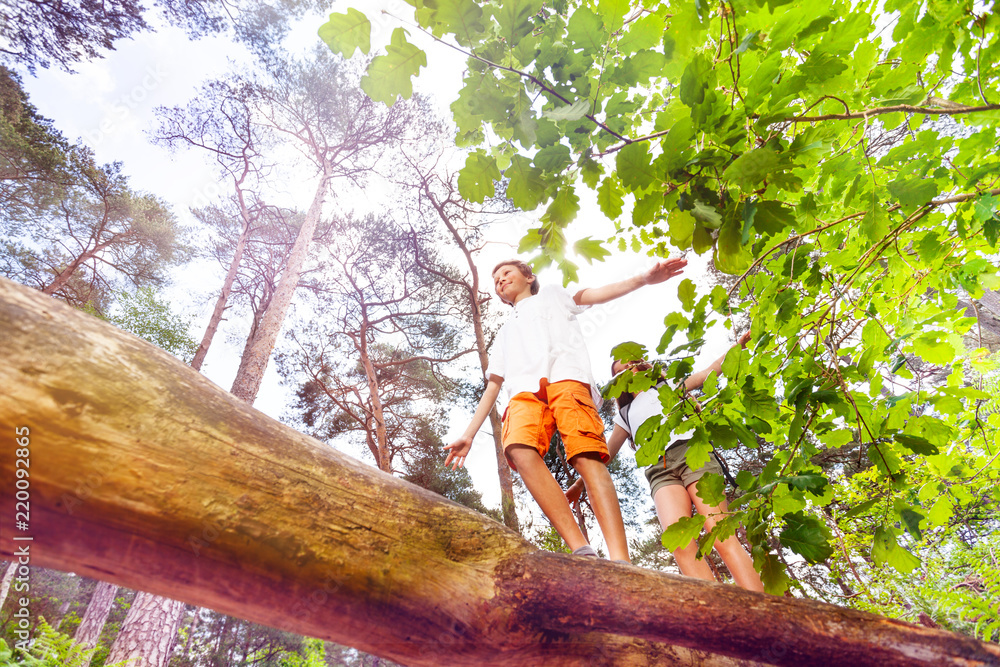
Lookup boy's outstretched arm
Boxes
[684,331,752,391]
[444,375,503,470]
[573,257,687,306]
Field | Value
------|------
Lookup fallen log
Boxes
[1,277,997,666]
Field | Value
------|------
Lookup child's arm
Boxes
[683,331,751,391]
[573,257,687,306]
[565,425,629,503]
[444,375,503,470]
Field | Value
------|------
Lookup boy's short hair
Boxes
[492,259,540,296]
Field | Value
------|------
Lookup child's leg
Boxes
[689,489,764,592]
[546,381,629,561]
[653,484,716,581]
[571,452,630,562]
[506,444,590,552]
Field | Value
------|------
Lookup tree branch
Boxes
[789,103,1000,123]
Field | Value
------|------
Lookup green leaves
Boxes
[894,434,940,456]
[724,147,780,191]
[678,278,696,312]
[661,514,706,551]
[597,177,624,219]
[872,527,921,574]
[714,218,752,274]
[888,177,938,209]
[612,341,647,363]
[435,0,486,46]
[573,237,611,263]
[542,187,581,228]
[694,472,726,506]
[360,28,426,106]
[495,0,543,43]
[617,13,665,53]
[543,100,591,121]
[973,194,1000,247]
[506,155,547,210]
[911,331,957,365]
[616,143,654,191]
[567,6,605,52]
[318,8,371,57]
[780,511,834,563]
[457,151,499,203]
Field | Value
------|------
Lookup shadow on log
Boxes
[1,277,998,666]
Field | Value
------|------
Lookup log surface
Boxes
[1,277,997,667]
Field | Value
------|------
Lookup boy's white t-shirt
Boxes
[486,285,602,406]
[613,387,694,449]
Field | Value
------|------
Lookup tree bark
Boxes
[1,277,998,667]
[229,171,329,403]
[180,608,200,661]
[0,561,16,613]
[424,188,518,531]
[358,324,390,472]
[105,592,186,667]
[74,580,118,664]
[39,231,121,299]
[190,217,252,371]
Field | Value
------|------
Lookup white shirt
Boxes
[613,385,694,449]
[486,285,602,406]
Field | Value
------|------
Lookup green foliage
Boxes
[93,287,198,361]
[278,638,327,666]
[360,28,427,106]
[318,8,371,58]
[5,617,130,667]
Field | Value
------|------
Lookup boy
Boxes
[444,257,687,561]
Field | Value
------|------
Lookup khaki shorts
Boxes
[502,380,609,471]
[644,439,723,498]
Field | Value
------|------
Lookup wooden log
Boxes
[0,277,997,666]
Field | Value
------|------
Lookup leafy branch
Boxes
[382,10,629,143]
[790,103,1000,123]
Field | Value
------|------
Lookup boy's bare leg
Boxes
[506,445,590,552]
[572,453,630,562]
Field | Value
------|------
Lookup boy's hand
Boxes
[643,257,687,285]
[565,478,586,505]
[444,436,473,470]
[738,330,752,348]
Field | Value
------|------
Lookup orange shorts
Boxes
[501,380,609,470]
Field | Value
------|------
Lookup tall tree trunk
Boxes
[230,171,330,403]
[105,594,185,667]
[233,294,268,382]
[74,580,119,664]
[0,561,16,613]
[54,576,79,625]
[190,218,253,371]
[2,278,998,667]
[428,191,518,531]
[181,608,201,662]
[357,322,390,472]
[215,614,231,656]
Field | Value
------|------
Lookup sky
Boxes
[17,2,740,522]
